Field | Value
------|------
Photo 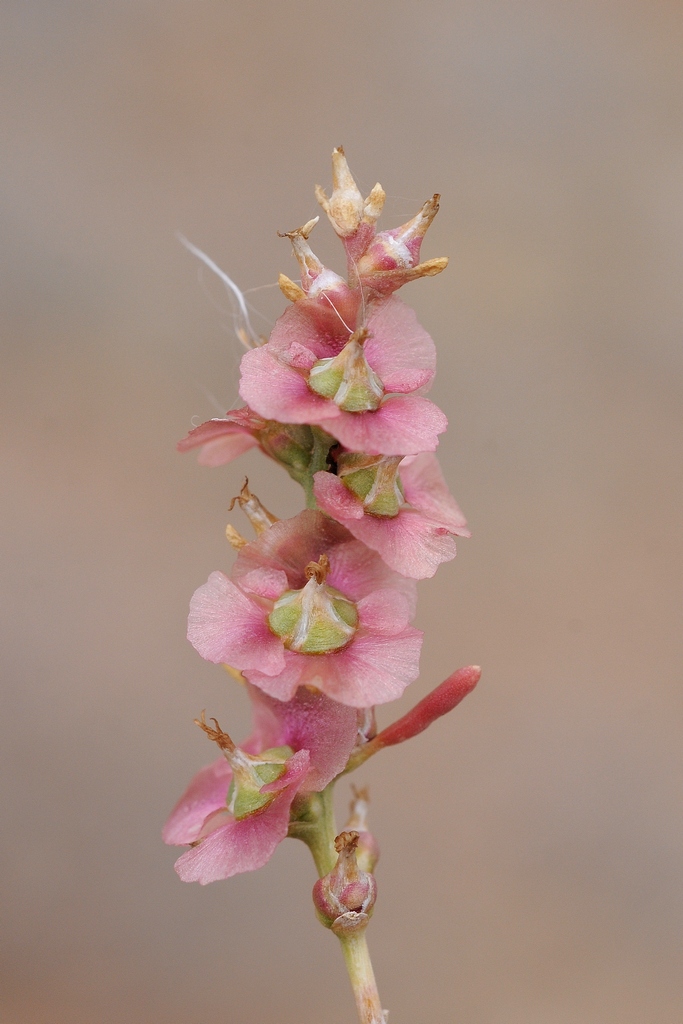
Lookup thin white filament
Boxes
[177,233,261,349]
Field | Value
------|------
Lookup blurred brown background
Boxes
[2,2,682,1022]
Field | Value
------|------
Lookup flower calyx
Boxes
[268,553,359,655]
[337,452,405,517]
[313,830,378,934]
[194,711,293,822]
[308,328,384,413]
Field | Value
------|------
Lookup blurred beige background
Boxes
[2,2,682,1022]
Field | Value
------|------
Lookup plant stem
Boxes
[338,931,385,1024]
[290,782,386,1024]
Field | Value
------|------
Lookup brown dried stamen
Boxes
[334,830,360,854]
[305,553,331,584]
[194,710,237,755]
[229,478,278,534]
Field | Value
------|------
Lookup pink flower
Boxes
[187,510,422,707]
[239,296,447,456]
[177,405,321,487]
[313,452,470,580]
[163,686,360,884]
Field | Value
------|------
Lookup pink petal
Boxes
[326,538,417,613]
[380,368,434,394]
[233,510,351,592]
[338,507,458,580]
[400,453,470,536]
[312,629,424,707]
[363,298,436,393]
[162,757,232,846]
[246,684,359,791]
[313,471,364,520]
[188,571,285,675]
[268,299,356,359]
[239,346,340,424]
[173,750,310,884]
[177,418,259,467]
[243,653,306,703]
[327,396,448,455]
[238,567,289,600]
[284,342,318,370]
[356,589,413,636]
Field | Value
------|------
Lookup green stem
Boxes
[338,931,385,1024]
[289,782,338,876]
[289,782,386,1024]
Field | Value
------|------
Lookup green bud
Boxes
[307,329,384,413]
[337,453,405,518]
[268,555,358,655]
[227,745,294,820]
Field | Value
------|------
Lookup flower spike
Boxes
[171,149,479,1024]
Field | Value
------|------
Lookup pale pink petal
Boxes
[238,567,289,600]
[380,368,434,394]
[400,453,471,536]
[177,418,259,467]
[356,589,413,636]
[239,346,340,424]
[311,629,424,707]
[233,511,350,592]
[173,750,309,884]
[162,757,232,845]
[268,298,356,359]
[326,538,417,613]
[246,684,359,791]
[363,298,436,392]
[327,396,447,455]
[284,341,318,370]
[313,471,364,520]
[188,571,285,675]
[339,507,458,580]
[243,652,306,702]
[197,432,259,466]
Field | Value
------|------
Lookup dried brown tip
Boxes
[351,784,370,802]
[194,710,236,754]
[305,553,331,584]
[229,478,279,534]
[348,326,369,346]
[334,830,360,854]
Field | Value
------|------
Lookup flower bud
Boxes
[337,452,405,518]
[315,147,385,261]
[279,219,359,325]
[353,195,449,294]
[312,831,377,933]
[308,329,384,413]
[268,555,359,654]
[194,711,294,821]
[257,421,318,477]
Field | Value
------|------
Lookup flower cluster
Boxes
[166,149,478,889]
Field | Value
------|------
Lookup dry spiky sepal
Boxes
[278,273,306,303]
[360,257,450,295]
